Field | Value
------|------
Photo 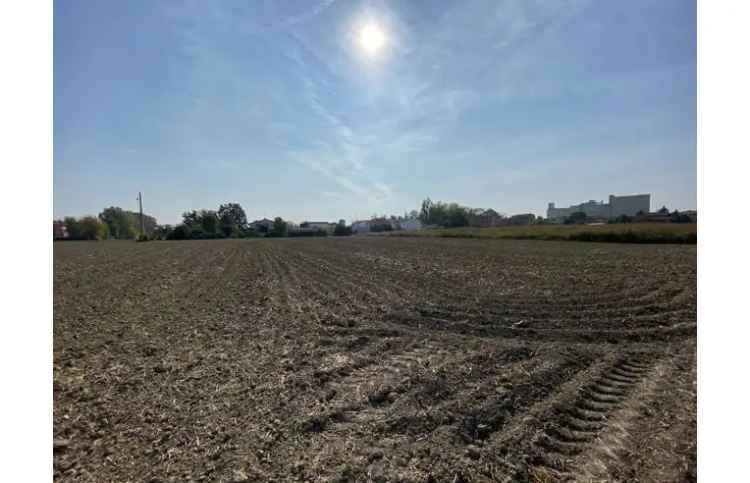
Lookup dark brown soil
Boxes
[53,237,696,482]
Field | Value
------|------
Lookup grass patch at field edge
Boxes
[385,223,697,244]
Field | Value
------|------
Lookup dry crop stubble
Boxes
[54,237,696,482]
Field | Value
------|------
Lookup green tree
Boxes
[167,224,191,240]
[78,216,109,240]
[218,203,248,237]
[63,217,82,239]
[270,217,288,237]
[99,206,136,239]
[199,210,220,235]
[182,210,201,228]
[333,220,352,236]
[152,224,173,239]
[182,210,221,237]
[128,211,157,236]
[418,198,471,227]
[419,198,433,224]
[99,206,157,237]
[445,203,469,227]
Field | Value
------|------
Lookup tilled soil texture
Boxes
[53,238,696,482]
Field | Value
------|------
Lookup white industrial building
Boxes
[547,194,651,221]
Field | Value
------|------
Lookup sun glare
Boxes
[359,23,386,55]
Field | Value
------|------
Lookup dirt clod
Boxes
[54,238,696,482]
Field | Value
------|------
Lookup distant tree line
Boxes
[166,203,254,240]
[417,198,542,228]
[55,206,157,240]
[56,201,357,241]
[57,216,110,240]
[99,206,157,238]
[419,198,472,228]
[162,205,353,240]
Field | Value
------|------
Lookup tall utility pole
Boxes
[137,192,145,236]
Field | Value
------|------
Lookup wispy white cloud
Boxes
[157,0,686,221]
[291,151,392,204]
[295,0,579,165]
[272,0,338,31]
[162,0,339,38]
[283,35,402,205]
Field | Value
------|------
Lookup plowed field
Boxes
[53,237,696,482]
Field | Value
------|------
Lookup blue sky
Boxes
[54,0,696,225]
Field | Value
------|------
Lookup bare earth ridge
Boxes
[53,237,696,482]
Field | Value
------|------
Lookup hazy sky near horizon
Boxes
[54,0,696,225]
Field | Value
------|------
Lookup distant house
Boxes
[468,209,505,228]
[249,218,274,233]
[53,221,68,239]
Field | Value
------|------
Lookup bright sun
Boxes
[359,23,386,55]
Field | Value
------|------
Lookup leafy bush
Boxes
[192,230,224,239]
[167,224,192,240]
[609,215,633,224]
[564,211,588,225]
[670,212,693,223]
[152,225,173,240]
